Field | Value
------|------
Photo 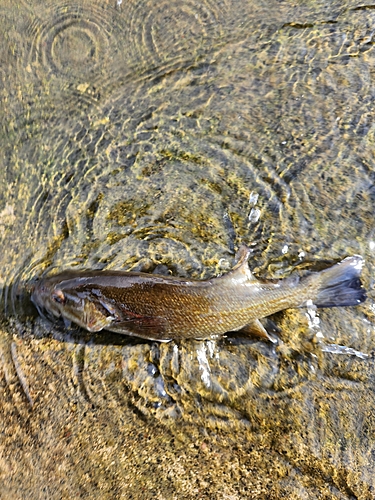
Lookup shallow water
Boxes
[1,0,375,498]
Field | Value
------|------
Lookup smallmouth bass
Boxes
[31,246,366,342]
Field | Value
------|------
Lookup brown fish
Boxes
[31,246,366,342]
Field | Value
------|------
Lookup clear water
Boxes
[1,0,375,498]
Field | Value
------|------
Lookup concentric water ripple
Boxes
[22,1,133,110]
[125,0,227,73]
[30,16,103,77]
[21,0,233,111]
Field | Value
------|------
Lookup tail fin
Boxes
[313,255,366,307]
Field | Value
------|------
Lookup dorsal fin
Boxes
[225,244,257,282]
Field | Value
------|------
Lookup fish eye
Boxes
[52,290,66,304]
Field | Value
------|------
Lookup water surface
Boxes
[1,0,375,498]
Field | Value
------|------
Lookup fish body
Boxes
[31,246,366,341]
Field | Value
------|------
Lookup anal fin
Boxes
[239,320,278,343]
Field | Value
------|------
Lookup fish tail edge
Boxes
[312,255,366,308]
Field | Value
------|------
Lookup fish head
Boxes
[31,273,113,332]
[31,275,85,321]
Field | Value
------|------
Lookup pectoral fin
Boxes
[106,315,169,341]
[239,320,278,343]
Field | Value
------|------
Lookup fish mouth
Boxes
[30,283,60,319]
[24,280,37,295]
[31,295,57,321]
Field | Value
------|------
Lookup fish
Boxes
[30,245,366,342]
